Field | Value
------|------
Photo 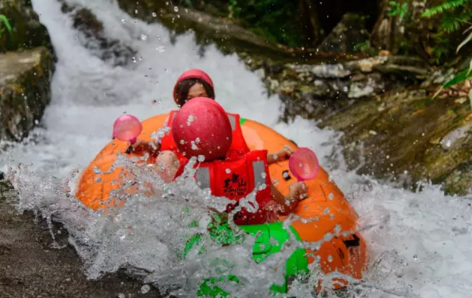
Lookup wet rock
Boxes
[0,0,54,55]
[0,181,161,298]
[0,48,54,141]
[63,5,137,67]
[317,13,370,55]
[443,163,472,196]
[348,74,383,98]
[320,87,472,195]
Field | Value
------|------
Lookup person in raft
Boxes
[131,68,293,165]
[154,97,308,225]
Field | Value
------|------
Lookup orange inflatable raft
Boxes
[75,114,368,292]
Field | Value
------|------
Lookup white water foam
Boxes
[1,0,472,297]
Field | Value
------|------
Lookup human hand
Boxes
[287,182,308,202]
[277,145,294,161]
[129,139,158,154]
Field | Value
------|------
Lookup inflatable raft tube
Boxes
[75,113,368,293]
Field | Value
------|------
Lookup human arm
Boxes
[130,116,169,155]
[270,182,307,215]
[267,146,293,165]
[130,139,161,155]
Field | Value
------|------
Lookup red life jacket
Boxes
[160,110,250,159]
[193,150,276,225]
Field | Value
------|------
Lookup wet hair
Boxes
[175,78,215,107]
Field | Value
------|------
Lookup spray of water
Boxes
[1,0,472,297]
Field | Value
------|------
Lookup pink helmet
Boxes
[173,69,214,104]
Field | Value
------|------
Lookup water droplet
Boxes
[283,172,289,179]
[141,284,151,294]
[323,207,330,215]
[121,19,126,24]
[140,34,147,41]
[328,255,333,262]
[93,166,101,174]
[261,172,267,179]
[152,12,157,17]
[187,115,196,126]
[180,140,185,145]
[197,155,205,162]
[328,193,334,200]
[272,154,278,160]
[156,46,165,53]
[174,6,179,12]
[225,169,231,174]
[413,255,419,261]
[195,137,201,144]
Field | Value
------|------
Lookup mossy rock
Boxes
[0,47,54,141]
[0,0,54,54]
[319,88,472,195]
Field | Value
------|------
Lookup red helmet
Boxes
[172,97,231,161]
[173,69,214,103]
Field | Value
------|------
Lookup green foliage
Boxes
[433,25,472,98]
[422,0,472,63]
[181,0,304,47]
[423,0,471,18]
[430,32,453,64]
[225,0,303,47]
[443,68,472,89]
[353,40,377,55]
[0,15,13,38]
[388,1,408,19]
[423,0,472,33]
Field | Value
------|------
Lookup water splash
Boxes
[0,0,471,297]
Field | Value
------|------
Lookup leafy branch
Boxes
[422,0,471,18]
[388,1,408,20]
[423,0,472,33]
[0,15,12,38]
[433,25,472,112]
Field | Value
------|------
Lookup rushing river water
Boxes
[1,0,472,297]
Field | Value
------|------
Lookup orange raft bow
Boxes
[75,113,368,290]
